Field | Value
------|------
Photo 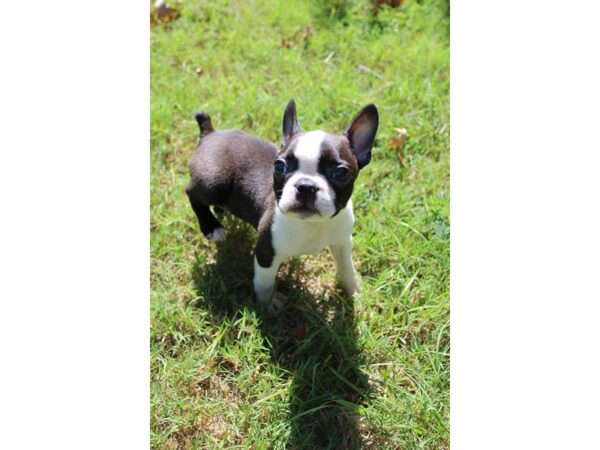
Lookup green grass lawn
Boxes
[151,0,449,448]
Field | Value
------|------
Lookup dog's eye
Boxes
[274,159,288,174]
[332,166,350,182]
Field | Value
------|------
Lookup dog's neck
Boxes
[269,201,355,260]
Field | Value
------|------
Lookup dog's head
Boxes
[273,99,379,220]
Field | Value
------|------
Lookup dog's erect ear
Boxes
[345,104,379,169]
[282,99,301,146]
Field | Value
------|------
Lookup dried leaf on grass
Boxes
[196,414,229,439]
[151,0,180,26]
[376,0,406,8]
[290,323,308,342]
[281,25,314,48]
[388,127,409,167]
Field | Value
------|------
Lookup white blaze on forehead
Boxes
[293,130,326,173]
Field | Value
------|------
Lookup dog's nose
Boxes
[295,179,318,201]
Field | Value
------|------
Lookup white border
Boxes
[0,1,149,448]
[452,1,600,448]
[1,0,600,447]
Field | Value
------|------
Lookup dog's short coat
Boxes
[186,100,378,311]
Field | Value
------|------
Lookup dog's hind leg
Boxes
[185,185,226,241]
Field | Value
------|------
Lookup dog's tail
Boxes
[194,111,214,137]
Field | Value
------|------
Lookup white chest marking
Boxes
[271,201,355,260]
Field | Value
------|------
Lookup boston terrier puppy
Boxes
[186,100,378,311]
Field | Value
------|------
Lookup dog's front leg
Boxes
[253,256,282,310]
[330,236,361,296]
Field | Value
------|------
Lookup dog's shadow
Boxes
[192,219,370,449]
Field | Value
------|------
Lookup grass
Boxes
[151,0,449,448]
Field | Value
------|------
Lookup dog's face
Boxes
[273,100,379,220]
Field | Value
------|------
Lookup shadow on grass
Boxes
[192,219,370,449]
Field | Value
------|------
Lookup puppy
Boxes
[186,100,378,310]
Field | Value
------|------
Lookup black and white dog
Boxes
[186,100,378,311]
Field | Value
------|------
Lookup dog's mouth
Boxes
[286,203,321,218]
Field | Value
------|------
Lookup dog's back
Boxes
[187,113,277,228]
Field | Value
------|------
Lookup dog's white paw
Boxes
[206,228,226,241]
[342,275,361,297]
[254,286,284,315]
[267,291,286,316]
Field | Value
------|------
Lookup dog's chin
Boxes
[278,203,330,221]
